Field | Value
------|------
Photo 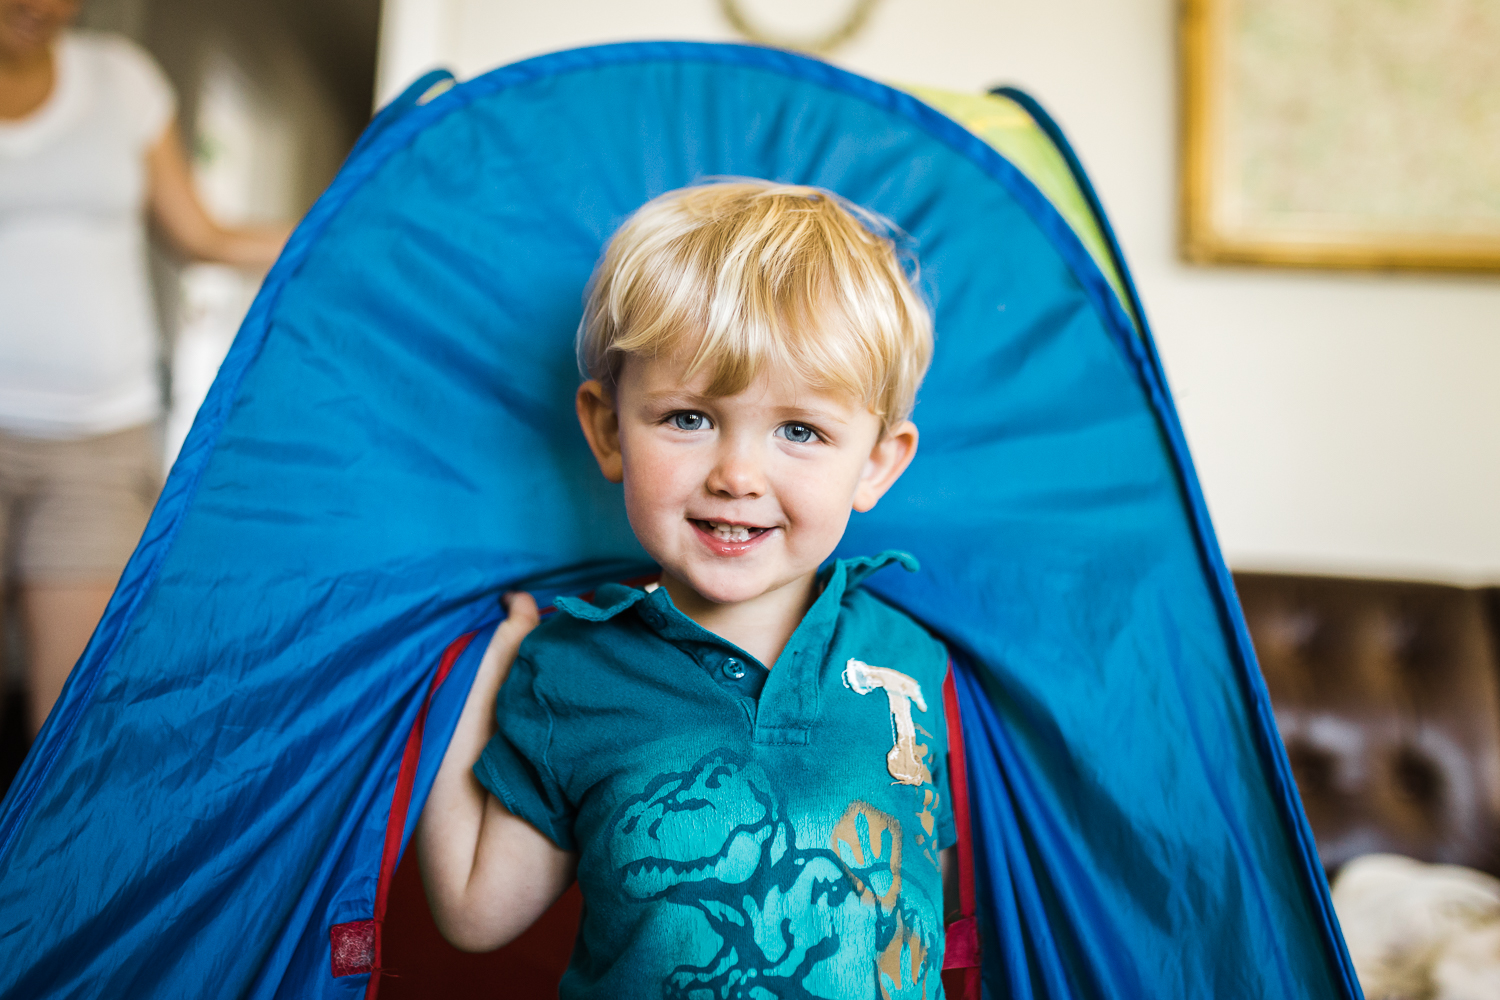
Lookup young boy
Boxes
[419,181,954,998]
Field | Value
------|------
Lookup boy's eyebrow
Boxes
[769,403,855,424]
[639,389,708,407]
[639,390,857,424]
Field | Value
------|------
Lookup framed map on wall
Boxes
[1180,0,1500,272]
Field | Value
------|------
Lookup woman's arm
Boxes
[416,592,579,952]
[145,120,294,268]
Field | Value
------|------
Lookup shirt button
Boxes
[641,608,664,628]
[721,657,746,680]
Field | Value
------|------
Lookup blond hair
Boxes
[577,181,932,431]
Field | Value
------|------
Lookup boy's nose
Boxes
[706,444,766,499]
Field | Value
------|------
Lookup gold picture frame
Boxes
[1180,0,1500,272]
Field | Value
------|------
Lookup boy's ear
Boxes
[852,420,919,513]
[576,380,624,483]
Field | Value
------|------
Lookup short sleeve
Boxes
[473,653,578,852]
[102,36,176,146]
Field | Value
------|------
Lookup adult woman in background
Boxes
[0,0,290,735]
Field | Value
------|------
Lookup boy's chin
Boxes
[680,573,769,606]
[673,565,796,607]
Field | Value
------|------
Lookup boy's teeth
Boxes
[709,522,755,541]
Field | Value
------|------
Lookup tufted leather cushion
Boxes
[1236,573,1500,875]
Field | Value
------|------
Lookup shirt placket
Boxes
[751,564,847,746]
[636,592,768,708]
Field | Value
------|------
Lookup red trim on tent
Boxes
[941,663,982,999]
[330,629,478,994]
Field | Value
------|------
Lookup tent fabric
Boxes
[900,85,1127,308]
[0,42,1359,999]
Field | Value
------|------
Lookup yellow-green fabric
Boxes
[902,85,1131,311]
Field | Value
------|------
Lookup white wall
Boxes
[377,0,1500,585]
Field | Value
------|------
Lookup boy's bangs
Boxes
[622,266,880,411]
[582,181,931,426]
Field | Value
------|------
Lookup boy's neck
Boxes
[659,570,818,669]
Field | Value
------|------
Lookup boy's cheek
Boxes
[620,465,689,547]
[780,461,866,521]
[622,451,683,503]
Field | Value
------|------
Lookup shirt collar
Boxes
[554,550,918,662]
[552,582,647,621]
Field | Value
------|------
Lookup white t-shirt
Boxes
[0,32,175,438]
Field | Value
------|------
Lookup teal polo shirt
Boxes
[475,550,955,1000]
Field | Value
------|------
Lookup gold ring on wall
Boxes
[717,0,885,56]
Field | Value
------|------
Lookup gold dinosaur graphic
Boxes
[831,802,934,1000]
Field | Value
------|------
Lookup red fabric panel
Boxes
[944,916,981,968]
[380,845,581,998]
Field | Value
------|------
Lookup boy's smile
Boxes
[692,518,772,553]
[576,342,918,662]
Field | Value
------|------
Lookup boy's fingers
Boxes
[500,591,540,632]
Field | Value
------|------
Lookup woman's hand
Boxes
[146,119,294,268]
[416,593,578,952]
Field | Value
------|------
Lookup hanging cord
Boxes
[717,0,884,55]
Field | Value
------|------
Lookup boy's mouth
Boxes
[691,520,770,543]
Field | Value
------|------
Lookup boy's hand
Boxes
[495,590,540,646]
[416,591,578,951]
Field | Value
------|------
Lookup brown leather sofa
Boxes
[1235,573,1500,877]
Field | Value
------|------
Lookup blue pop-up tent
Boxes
[0,43,1360,999]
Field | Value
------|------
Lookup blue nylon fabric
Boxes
[0,42,1357,999]
[989,85,1359,1000]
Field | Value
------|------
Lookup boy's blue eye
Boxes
[669,412,709,431]
[779,423,817,444]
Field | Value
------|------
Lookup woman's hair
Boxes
[577,180,933,431]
